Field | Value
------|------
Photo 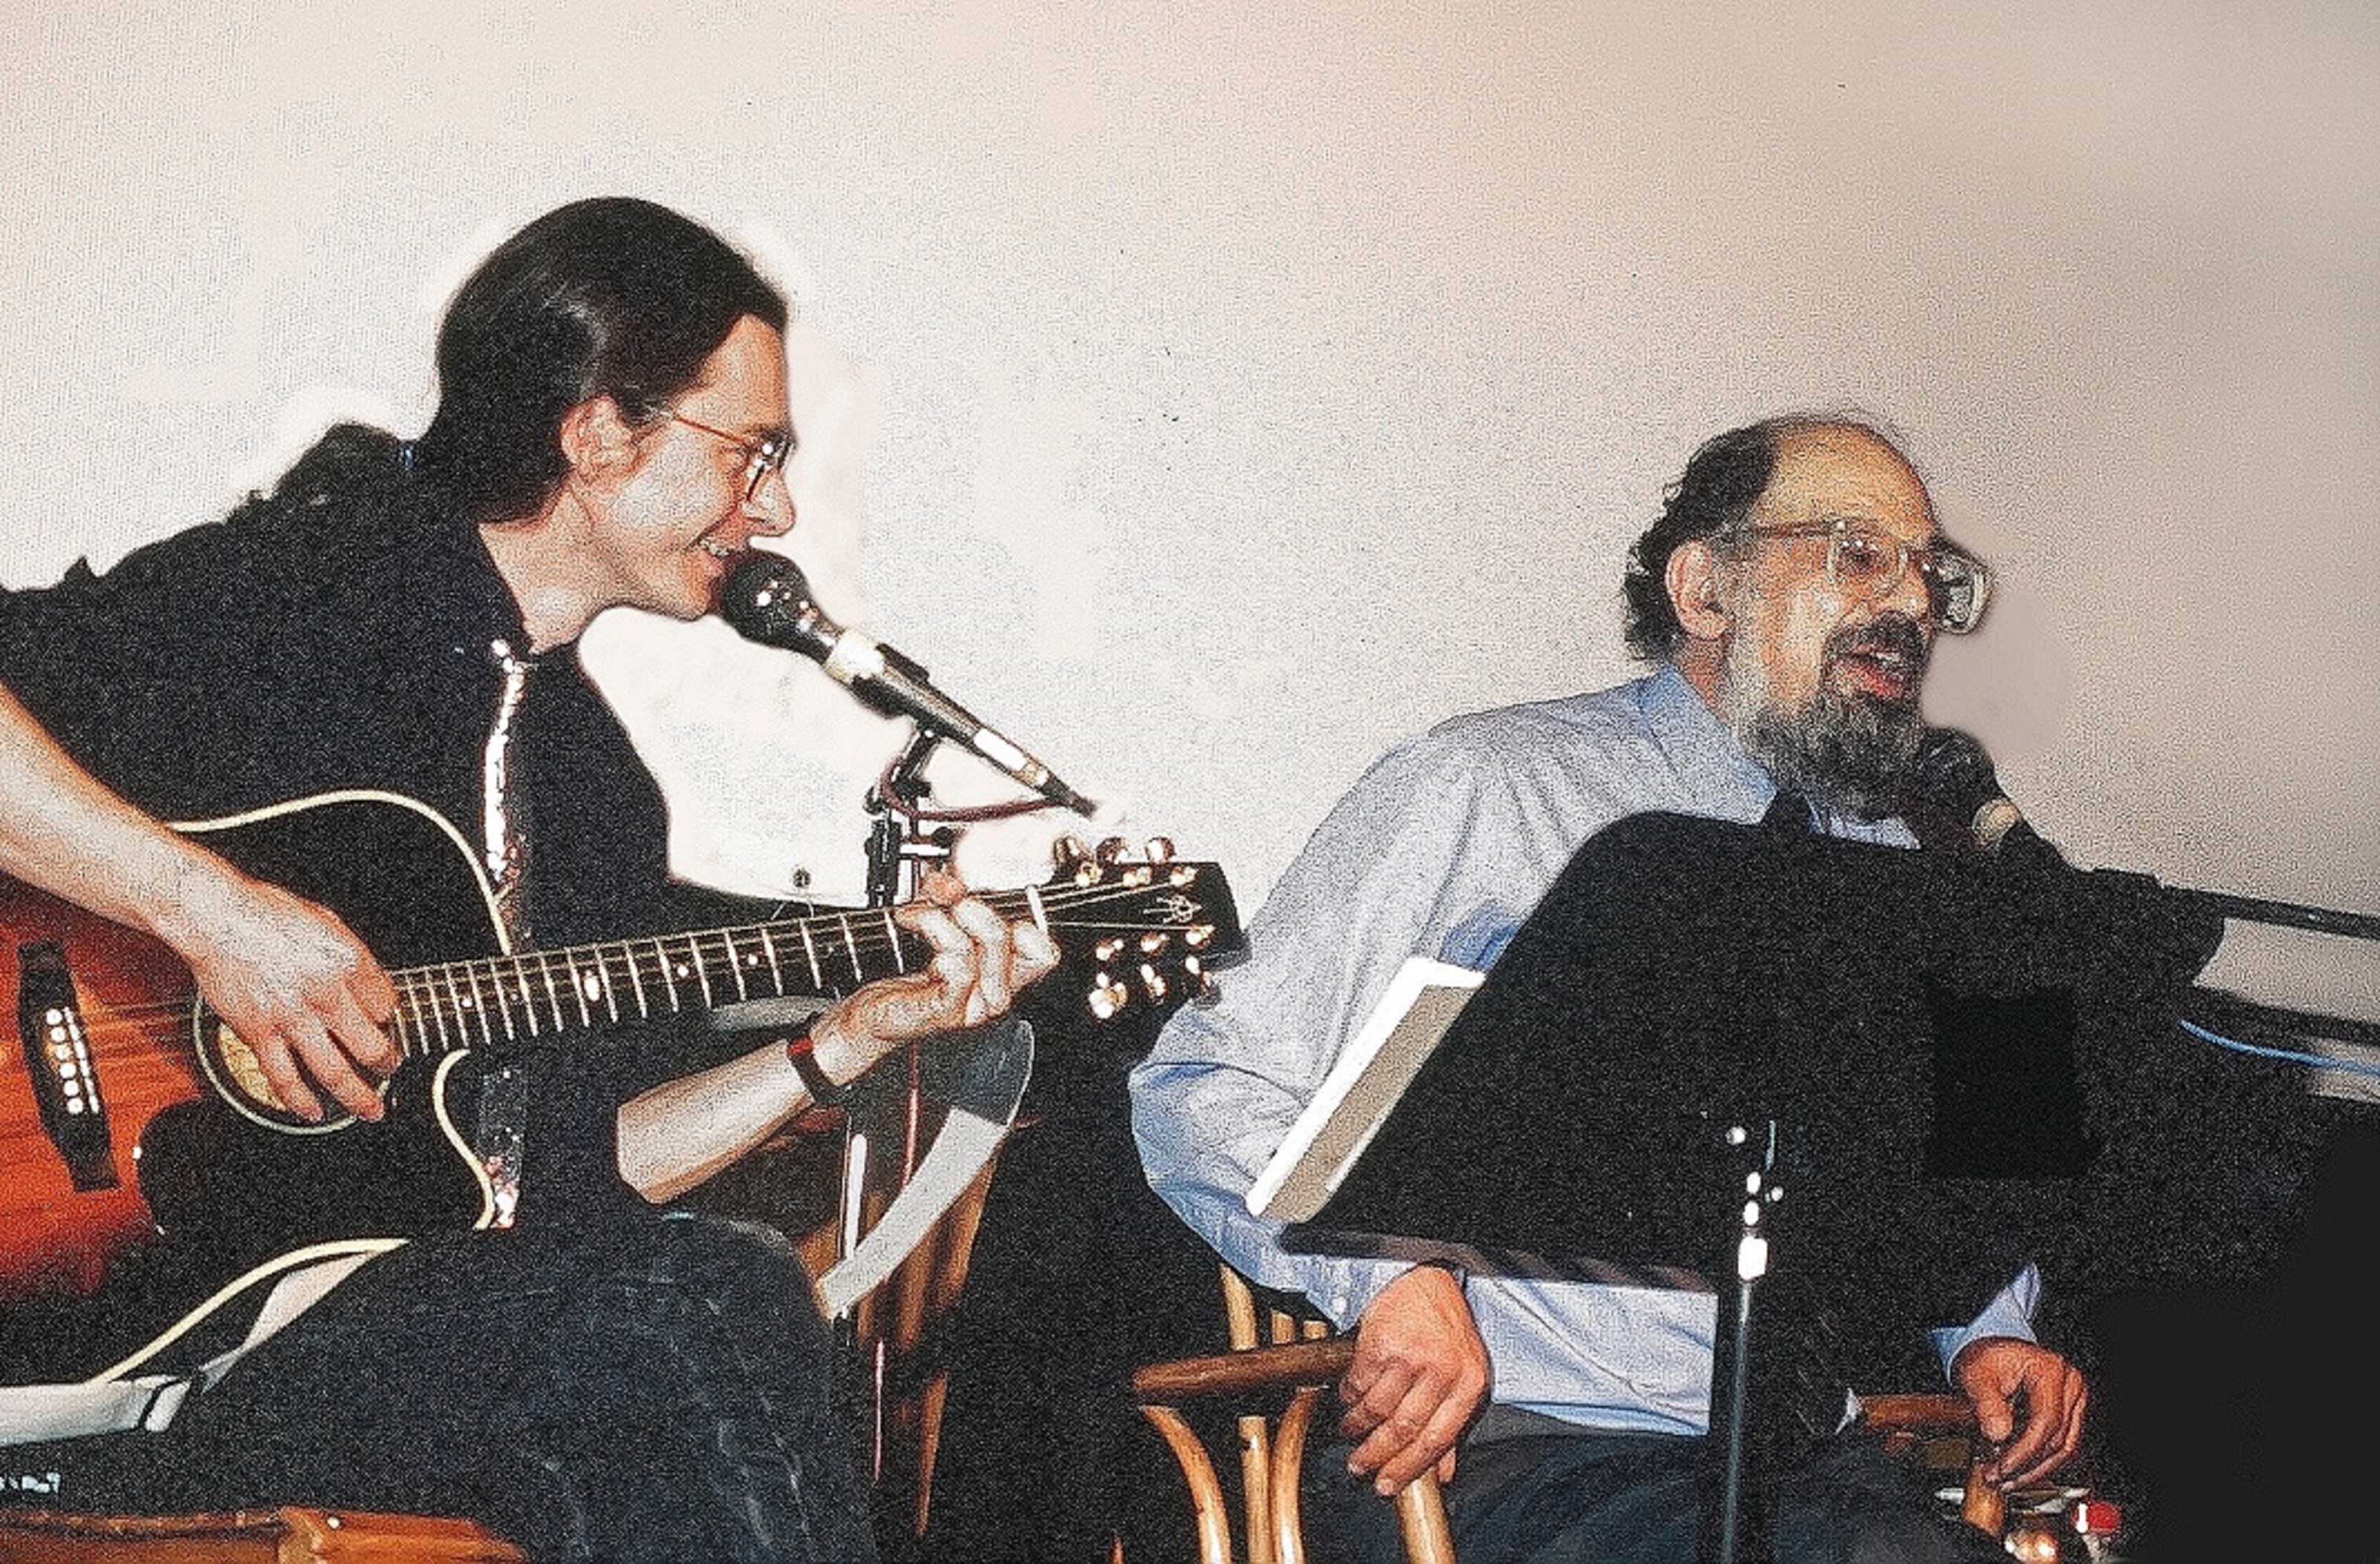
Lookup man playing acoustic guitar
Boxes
[0,197,1057,1561]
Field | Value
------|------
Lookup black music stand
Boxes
[1283,809,2227,1563]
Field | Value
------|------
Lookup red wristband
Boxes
[784,1032,853,1106]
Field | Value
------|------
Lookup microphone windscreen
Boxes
[720,553,836,661]
[1908,727,2002,821]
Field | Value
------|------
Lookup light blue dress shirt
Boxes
[1130,666,2038,1436]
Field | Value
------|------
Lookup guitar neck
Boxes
[387,888,1042,1058]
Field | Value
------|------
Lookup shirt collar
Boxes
[1635,662,1917,845]
[392,489,539,664]
[1639,662,1778,821]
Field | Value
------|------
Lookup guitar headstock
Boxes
[1041,836,1243,1026]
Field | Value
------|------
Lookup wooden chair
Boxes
[0,1505,527,1562]
[1859,1392,2106,1563]
[1128,1266,2110,1564]
[1132,1265,1455,1564]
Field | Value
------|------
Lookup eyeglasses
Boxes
[1743,517,1992,635]
[666,410,793,506]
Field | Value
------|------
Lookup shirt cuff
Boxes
[1313,1254,1423,1332]
[1929,1260,2043,1380]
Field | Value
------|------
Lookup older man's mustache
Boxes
[1821,613,1931,700]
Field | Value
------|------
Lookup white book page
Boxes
[1247,955,1486,1222]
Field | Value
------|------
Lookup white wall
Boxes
[3,3,2373,1004]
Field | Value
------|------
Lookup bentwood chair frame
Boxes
[1132,1264,1455,1564]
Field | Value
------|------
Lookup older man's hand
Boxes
[1339,1264,1490,1494]
[1953,1336,2089,1488]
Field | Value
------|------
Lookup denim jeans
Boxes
[85,1213,877,1562]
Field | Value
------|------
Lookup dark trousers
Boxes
[1304,1424,2008,1564]
[25,1213,877,1563]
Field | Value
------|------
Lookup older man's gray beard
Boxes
[1719,617,1930,821]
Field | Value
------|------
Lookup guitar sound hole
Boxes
[210,1023,295,1117]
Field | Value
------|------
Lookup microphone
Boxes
[721,553,1098,818]
[1906,728,2067,870]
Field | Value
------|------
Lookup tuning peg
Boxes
[1142,837,1174,864]
[1137,932,1170,956]
[1052,835,1091,870]
[1095,837,1129,867]
[1183,925,1215,950]
[1095,936,1127,963]
[1168,864,1200,888]
[1137,962,1168,1003]
[1087,974,1131,1020]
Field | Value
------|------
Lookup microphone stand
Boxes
[2173,885,2380,945]
[865,726,952,910]
[846,723,962,1493]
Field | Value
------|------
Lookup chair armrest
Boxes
[1856,1392,1977,1433]
[1133,1337,1356,1404]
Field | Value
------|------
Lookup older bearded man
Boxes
[1131,416,2084,1564]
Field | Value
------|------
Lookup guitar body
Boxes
[0,792,506,1304]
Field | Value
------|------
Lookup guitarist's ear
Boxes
[559,397,639,484]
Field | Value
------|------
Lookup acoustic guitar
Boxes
[0,789,1238,1307]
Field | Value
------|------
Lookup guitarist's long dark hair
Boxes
[233,198,790,533]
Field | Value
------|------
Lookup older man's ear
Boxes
[1665,538,1734,645]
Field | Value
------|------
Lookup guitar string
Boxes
[57,876,1224,1040]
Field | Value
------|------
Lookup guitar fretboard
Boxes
[380,864,1226,1058]
[387,890,1044,1058]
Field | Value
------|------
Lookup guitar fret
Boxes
[539,954,567,1034]
[651,937,683,1014]
[759,928,783,994]
[435,968,461,1053]
[511,957,542,1038]
[882,909,905,974]
[400,983,426,1058]
[437,965,466,1049]
[466,962,508,1046]
[625,942,651,1020]
[454,962,497,1047]
[688,936,715,1009]
[563,949,595,1029]
[423,962,454,1047]
[590,946,620,1025]
[798,921,823,991]
[395,972,427,1058]
[837,913,863,986]
[723,931,750,1002]
[386,980,409,1058]
[479,962,517,1043]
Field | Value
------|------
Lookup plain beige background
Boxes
[3,2,2373,1011]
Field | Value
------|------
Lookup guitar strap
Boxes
[475,639,540,1225]
[816,1019,1033,1318]
[479,638,540,948]
[0,1239,404,1448]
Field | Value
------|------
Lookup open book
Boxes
[1246,956,1485,1222]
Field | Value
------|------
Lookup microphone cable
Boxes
[2175,1014,2380,1082]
